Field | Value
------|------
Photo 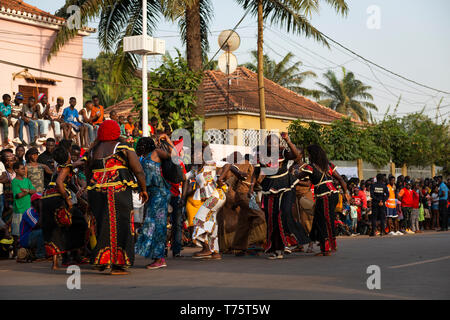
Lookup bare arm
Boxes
[333,170,350,203]
[126,149,148,203]
[56,166,72,208]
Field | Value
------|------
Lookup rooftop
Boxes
[203,66,359,124]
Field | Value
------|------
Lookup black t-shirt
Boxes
[370,182,389,205]
[37,151,55,187]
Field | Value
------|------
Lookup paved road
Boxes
[1,231,449,300]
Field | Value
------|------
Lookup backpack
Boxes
[160,140,184,184]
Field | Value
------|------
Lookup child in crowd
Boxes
[15,145,26,166]
[350,199,358,235]
[17,193,45,263]
[125,115,135,136]
[0,94,13,148]
[11,162,36,256]
[25,148,53,195]
[119,116,127,137]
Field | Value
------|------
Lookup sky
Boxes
[26,0,450,121]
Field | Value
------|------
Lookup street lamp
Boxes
[123,0,165,137]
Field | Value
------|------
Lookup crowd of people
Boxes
[0,92,449,275]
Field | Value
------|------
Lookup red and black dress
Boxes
[300,163,339,253]
[42,164,88,257]
[259,149,310,253]
[86,143,137,269]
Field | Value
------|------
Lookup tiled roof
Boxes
[204,66,359,124]
[104,98,139,117]
[0,0,95,32]
[1,0,65,21]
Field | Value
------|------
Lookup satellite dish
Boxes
[218,52,238,75]
[218,30,240,52]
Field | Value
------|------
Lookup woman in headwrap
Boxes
[86,120,148,275]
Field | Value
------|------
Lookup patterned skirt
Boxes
[42,192,88,256]
[135,187,171,259]
[88,186,134,268]
[192,187,227,253]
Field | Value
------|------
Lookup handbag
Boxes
[160,140,184,184]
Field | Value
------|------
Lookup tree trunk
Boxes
[185,0,204,117]
[257,0,266,130]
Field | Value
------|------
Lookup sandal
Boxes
[192,251,212,259]
[110,267,129,275]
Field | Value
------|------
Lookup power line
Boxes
[317,31,450,95]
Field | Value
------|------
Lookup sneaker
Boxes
[375,231,380,236]
[388,231,396,235]
[406,229,415,234]
[146,259,167,269]
[12,137,21,144]
[267,251,283,260]
[395,231,403,235]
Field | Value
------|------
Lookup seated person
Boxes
[0,94,12,148]
[62,97,82,145]
[79,101,95,148]
[10,92,24,145]
[46,97,65,142]
[20,96,39,146]
[17,193,45,262]
[35,94,51,144]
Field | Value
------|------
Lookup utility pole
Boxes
[142,0,149,137]
[257,0,266,130]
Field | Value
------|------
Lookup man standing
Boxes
[437,176,448,231]
[0,94,12,148]
[370,174,389,236]
[37,138,56,189]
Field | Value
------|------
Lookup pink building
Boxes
[0,0,95,141]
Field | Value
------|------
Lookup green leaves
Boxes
[131,50,203,131]
[288,115,449,171]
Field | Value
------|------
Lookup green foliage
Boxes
[83,52,136,106]
[288,114,449,170]
[288,120,328,156]
[131,50,203,131]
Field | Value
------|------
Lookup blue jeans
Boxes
[28,229,45,259]
[84,123,95,144]
[170,195,183,255]
[19,119,37,142]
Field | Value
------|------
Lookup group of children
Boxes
[335,175,449,237]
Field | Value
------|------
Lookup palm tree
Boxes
[234,0,349,128]
[316,67,378,122]
[50,1,348,119]
[244,50,321,98]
